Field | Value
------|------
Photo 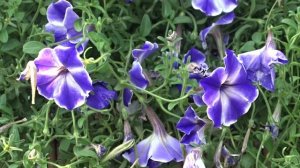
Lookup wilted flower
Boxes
[200,12,235,51]
[200,50,258,127]
[176,106,206,145]
[129,41,158,89]
[238,32,288,91]
[184,48,209,81]
[192,0,238,16]
[123,107,183,167]
[86,81,117,110]
[183,148,206,168]
[91,144,107,157]
[17,61,37,104]
[221,146,240,167]
[45,0,87,53]
[34,46,93,110]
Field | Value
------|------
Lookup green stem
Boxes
[258,86,273,122]
[157,100,180,119]
[71,110,79,145]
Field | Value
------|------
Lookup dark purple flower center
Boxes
[58,66,69,75]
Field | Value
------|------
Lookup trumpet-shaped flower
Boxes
[86,81,117,110]
[200,50,258,127]
[123,107,183,167]
[129,41,158,89]
[34,46,93,110]
[176,106,206,145]
[46,0,87,53]
[192,0,238,16]
[200,12,235,50]
[238,32,288,91]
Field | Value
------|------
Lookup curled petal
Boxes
[47,0,72,24]
[200,12,235,48]
[129,61,149,89]
[132,41,158,62]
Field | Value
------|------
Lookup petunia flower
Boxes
[192,0,238,16]
[200,50,258,127]
[45,0,88,53]
[184,47,209,81]
[238,32,288,91]
[183,148,206,168]
[123,107,183,167]
[176,106,206,145]
[129,41,158,89]
[86,81,117,110]
[34,46,93,110]
[200,12,235,54]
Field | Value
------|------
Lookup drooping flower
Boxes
[123,88,133,107]
[86,81,117,110]
[45,0,87,53]
[200,12,235,51]
[91,144,107,157]
[192,0,238,16]
[129,41,158,89]
[238,32,288,91]
[34,46,93,110]
[123,107,183,167]
[183,148,206,168]
[176,106,206,145]
[184,48,209,81]
[200,50,259,127]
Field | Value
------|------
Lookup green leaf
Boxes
[23,41,46,54]
[139,14,152,37]
[0,29,8,43]
[251,32,263,44]
[168,102,178,111]
[240,41,255,52]
[74,19,82,32]
[74,146,98,159]
[173,15,192,24]
[162,0,173,18]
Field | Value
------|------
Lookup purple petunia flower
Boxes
[184,47,209,81]
[200,50,259,127]
[34,46,93,110]
[238,32,288,91]
[129,41,158,89]
[176,106,206,145]
[200,12,235,50]
[45,0,87,53]
[86,81,117,110]
[123,107,183,167]
[192,0,238,16]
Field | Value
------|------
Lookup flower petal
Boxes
[86,82,117,110]
[45,23,67,42]
[52,73,87,110]
[132,41,158,62]
[183,48,206,65]
[192,0,222,16]
[47,0,72,24]
[123,88,133,107]
[224,49,248,85]
[129,61,149,89]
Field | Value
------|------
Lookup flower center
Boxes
[57,66,69,75]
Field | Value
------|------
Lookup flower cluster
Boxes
[19,0,116,110]
[17,0,289,168]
